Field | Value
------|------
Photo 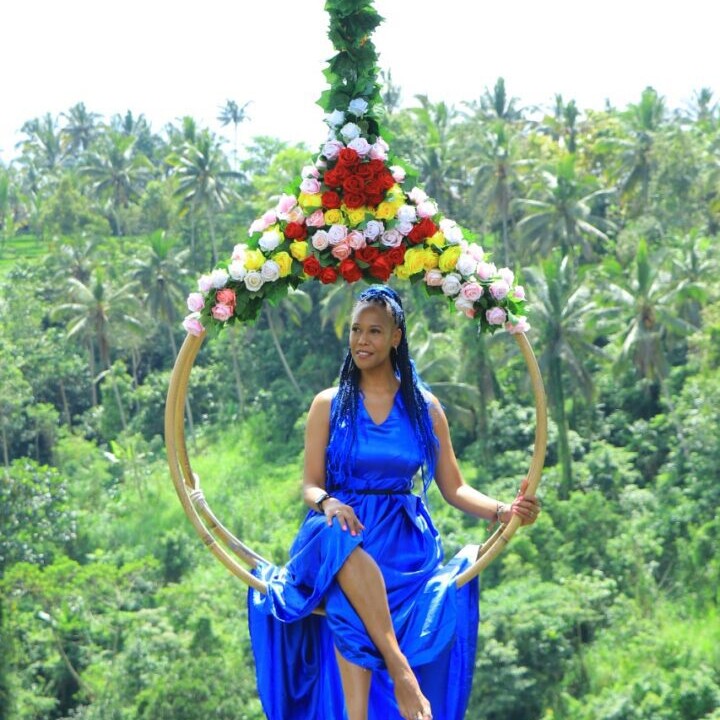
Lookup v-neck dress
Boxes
[248,391,479,720]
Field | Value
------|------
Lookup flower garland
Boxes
[182,1,530,338]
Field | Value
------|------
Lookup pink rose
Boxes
[216,288,236,309]
[187,292,205,312]
[301,164,319,179]
[322,139,344,160]
[249,218,266,235]
[312,231,330,251]
[489,279,510,300]
[486,307,507,325]
[498,267,515,285]
[306,209,326,228]
[511,285,526,301]
[425,269,444,286]
[363,220,384,240]
[211,303,234,322]
[287,206,305,223]
[460,282,483,302]
[416,199,438,218]
[395,221,414,236]
[455,295,476,318]
[476,262,497,281]
[198,274,213,293]
[331,242,352,260]
[408,187,428,204]
[328,224,348,245]
[506,317,531,334]
[390,165,406,183]
[262,210,277,225]
[348,137,372,156]
[347,230,366,250]
[276,194,297,215]
[183,314,204,336]
[300,178,321,194]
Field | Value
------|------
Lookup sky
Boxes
[2,0,719,162]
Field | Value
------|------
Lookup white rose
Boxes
[476,262,497,281]
[396,204,417,223]
[301,164,319,179]
[328,224,348,245]
[455,295,475,313]
[198,274,213,293]
[455,253,478,277]
[390,165,406,183]
[425,269,444,287]
[396,221,414,236]
[259,229,282,253]
[441,273,462,296]
[340,122,362,141]
[326,109,346,127]
[322,140,343,160]
[244,271,264,293]
[381,229,403,247]
[228,260,247,281]
[417,199,438,218]
[348,137,371,156]
[210,269,229,289]
[232,243,248,261]
[363,220,384,240]
[466,242,485,262]
[348,98,369,116]
[408,187,428,204]
[261,260,280,283]
[498,267,515,286]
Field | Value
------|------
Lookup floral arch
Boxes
[165,0,546,596]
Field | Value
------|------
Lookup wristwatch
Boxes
[315,491,331,512]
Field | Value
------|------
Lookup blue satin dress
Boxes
[248,391,480,719]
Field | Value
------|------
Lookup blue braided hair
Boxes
[326,285,438,494]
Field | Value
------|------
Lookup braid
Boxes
[326,285,438,493]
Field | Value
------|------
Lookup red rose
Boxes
[303,256,322,276]
[378,170,395,191]
[386,245,406,266]
[343,175,366,194]
[368,159,386,175]
[369,255,394,281]
[407,217,438,244]
[356,163,375,179]
[284,221,307,240]
[365,179,384,196]
[338,258,363,283]
[319,266,339,284]
[321,191,341,209]
[322,168,343,188]
[365,193,384,208]
[355,246,380,264]
[215,288,236,311]
[337,148,360,167]
[344,192,366,209]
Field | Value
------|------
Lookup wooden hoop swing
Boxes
[164,325,547,596]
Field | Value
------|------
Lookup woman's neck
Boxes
[359,365,399,396]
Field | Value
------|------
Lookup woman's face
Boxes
[349,303,402,371]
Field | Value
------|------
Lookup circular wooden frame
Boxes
[165,328,547,593]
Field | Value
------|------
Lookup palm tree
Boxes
[515,153,615,262]
[217,99,250,170]
[79,132,153,234]
[17,114,64,172]
[53,271,142,428]
[168,130,241,263]
[477,77,524,122]
[61,102,101,158]
[525,253,607,497]
[619,86,667,214]
[608,238,695,382]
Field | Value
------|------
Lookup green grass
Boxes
[0,234,44,277]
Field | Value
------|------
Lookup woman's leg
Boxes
[336,547,432,720]
[335,647,371,720]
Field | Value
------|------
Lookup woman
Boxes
[249,285,540,720]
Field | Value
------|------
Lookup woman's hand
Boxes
[508,477,542,526]
[322,498,365,537]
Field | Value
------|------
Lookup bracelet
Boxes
[314,491,331,513]
[495,501,509,524]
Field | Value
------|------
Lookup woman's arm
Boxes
[301,388,365,535]
[429,395,539,525]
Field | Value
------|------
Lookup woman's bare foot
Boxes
[388,661,432,720]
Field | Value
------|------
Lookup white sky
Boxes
[2,0,718,163]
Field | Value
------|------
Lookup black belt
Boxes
[332,488,412,496]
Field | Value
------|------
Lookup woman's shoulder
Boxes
[308,387,339,415]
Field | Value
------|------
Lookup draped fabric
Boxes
[248,392,480,719]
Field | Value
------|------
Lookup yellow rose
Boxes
[324,209,342,225]
[272,251,292,277]
[394,263,412,280]
[426,231,446,249]
[438,245,462,272]
[344,207,368,226]
[403,248,425,275]
[374,202,396,221]
[298,192,322,210]
[387,184,405,202]
[289,241,309,262]
[244,249,265,271]
[421,249,439,269]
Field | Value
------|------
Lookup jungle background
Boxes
[1,78,719,719]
